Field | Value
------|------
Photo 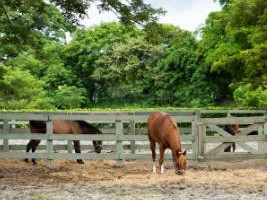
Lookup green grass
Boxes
[0,104,263,112]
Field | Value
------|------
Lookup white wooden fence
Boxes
[0,110,266,167]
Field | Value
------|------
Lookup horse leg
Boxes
[159,144,165,174]
[149,140,156,173]
[224,145,231,152]
[31,140,41,165]
[73,140,84,164]
[25,140,34,162]
[233,142,236,152]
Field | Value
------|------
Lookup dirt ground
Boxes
[0,159,266,200]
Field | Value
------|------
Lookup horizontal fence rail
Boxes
[0,110,267,167]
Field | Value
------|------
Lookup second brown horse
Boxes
[223,124,239,152]
[147,112,187,175]
[25,120,102,165]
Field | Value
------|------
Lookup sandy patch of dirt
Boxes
[0,159,266,200]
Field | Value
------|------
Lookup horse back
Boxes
[223,124,239,136]
[148,112,179,144]
[29,120,99,134]
[29,120,80,134]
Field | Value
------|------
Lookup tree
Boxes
[154,47,215,106]
[145,23,197,48]
[35,41,81,93]
[4,40,83,109]
[93,36,162,103]
[63,22,144,103]
[0,66,53,109]
[53,85,86,109]
[233,83,267,107]
[148,25,216,106]
[214,0,233,7]
[200,0,267,106]
[0,1,73,60]
[0,0,164,59]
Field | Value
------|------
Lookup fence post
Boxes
[198,120,205,160]
[46,120,53,168]
[191,111,200,159]
[263,112,267,154]
[130,120,136,154]
[3,120,9,152]
[258,123,264,153]
[67,140,72,153]
[115,119,123,167]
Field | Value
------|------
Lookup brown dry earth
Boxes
[0,159,266,200]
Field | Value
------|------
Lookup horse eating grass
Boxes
[147,112,187,175]
[25,120,102,165]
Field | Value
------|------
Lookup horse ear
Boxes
[177,149,186,156]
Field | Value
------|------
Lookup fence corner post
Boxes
[130,120,136,154]
[3,120,9,152]
[192,111,200,160]
[46,120,53,168]
[263,112,267,154]
[197,113,205,160]
[115,119,124,167]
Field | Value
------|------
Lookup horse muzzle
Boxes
[94,145,102,153]
[176,169,185,175]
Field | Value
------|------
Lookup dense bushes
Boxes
[0,0,266,109]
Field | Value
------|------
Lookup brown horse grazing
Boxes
[25,120,102,165]
[147,112,187,175]
[223,124,239,152]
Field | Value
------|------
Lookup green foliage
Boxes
[0,0,163,60]
[0,1,72,59]
[0,66,53,109]
[39,41,80,92]
[233,83,267,107]
[53,85,86,109]
[93,36,162,102]
[63,22,144,103]
[2,41,80,105]
[6,53,45,76]
[151,25,216,106]
[0,0,266,109]
[200,0,267,106]
[215,0,233,7]
[154,47,215,107]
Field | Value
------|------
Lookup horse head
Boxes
[79,121,103,154]
[93,129,102,153]
[175,149,187,175]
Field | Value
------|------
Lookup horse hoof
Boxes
[77,160,85,165]
[24,158,29,162]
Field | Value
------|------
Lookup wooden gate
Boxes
[198,115,267,160]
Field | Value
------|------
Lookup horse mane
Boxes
[29,121,46,133]
[77,120,102,134]
[162,114,181,151]
[29,121,46,128]
[163,114,178,129]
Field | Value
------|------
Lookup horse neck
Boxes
[77,121,99,134]
[226,124,239,135]
[169,130,182,155]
